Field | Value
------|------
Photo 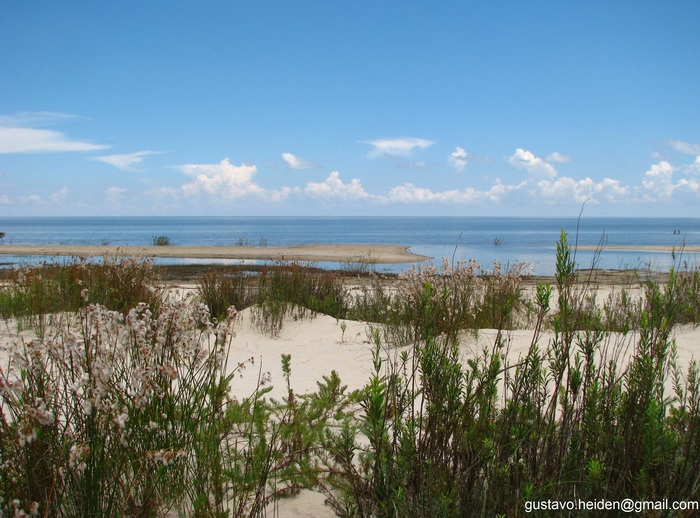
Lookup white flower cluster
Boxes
[1,298,240,513]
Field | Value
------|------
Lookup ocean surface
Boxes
[1,216,699,275]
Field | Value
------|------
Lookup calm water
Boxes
[1,217,699,275]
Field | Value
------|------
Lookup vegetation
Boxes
[0,256,163,336]
[1,233,700,516]
[151,235,171,246]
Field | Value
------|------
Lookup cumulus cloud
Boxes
[642,161,676,200]
[304,172,377,201]
[93,151,162,171]
[508,148,558,178]
[388,180,521,204]
[668,140,700,155]
[179,158,263,199]
[178,158,297,201]
[448,147,470,171]
[282,152,318,169]
[0,112,108,153]
[0,194,11,205]
[533,177,630,205]
[363,137,435,158]
[676,177,700,194]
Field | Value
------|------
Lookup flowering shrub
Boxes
[0,298,239,516]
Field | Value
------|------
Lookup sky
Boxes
[1,1,700,218]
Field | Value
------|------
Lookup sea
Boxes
[1,216,699,276]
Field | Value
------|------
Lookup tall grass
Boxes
[0,256,163,337]
[198,262,349,336]
[347,258,528,346]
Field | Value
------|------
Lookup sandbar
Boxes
[576,244,700,253]
[0,243,430,264]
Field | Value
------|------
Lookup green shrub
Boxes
[151,235,170,246]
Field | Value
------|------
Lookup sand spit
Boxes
[0,243,430,264]
[576,244,700,253]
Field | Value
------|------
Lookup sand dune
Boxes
[3,281,699,516]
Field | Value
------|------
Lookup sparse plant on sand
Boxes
[151,235,171,246]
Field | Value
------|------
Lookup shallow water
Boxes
[1,216,698,275]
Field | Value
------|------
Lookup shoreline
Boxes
[0,243,430,264]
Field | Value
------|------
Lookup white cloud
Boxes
[388,180,520,204]
[363,137,435,158]
[642,161,675,200]
[508,148,558,178]
[0,194,11,205]
[691,156,700,175]
[0,127,109,153]
[93,151,161,171]
[668,140,700,155]
[178,158,296,201]
[282,152,317,169]
[179,158,262,199]
[533,177,630,205]
[676,177,700,194]
[448,147,469,171]
[545,152,572,163]
[304,172,376,201]
[0,112,108,154]
[105,186,127,205]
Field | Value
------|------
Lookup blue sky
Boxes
[1,1,699,217]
